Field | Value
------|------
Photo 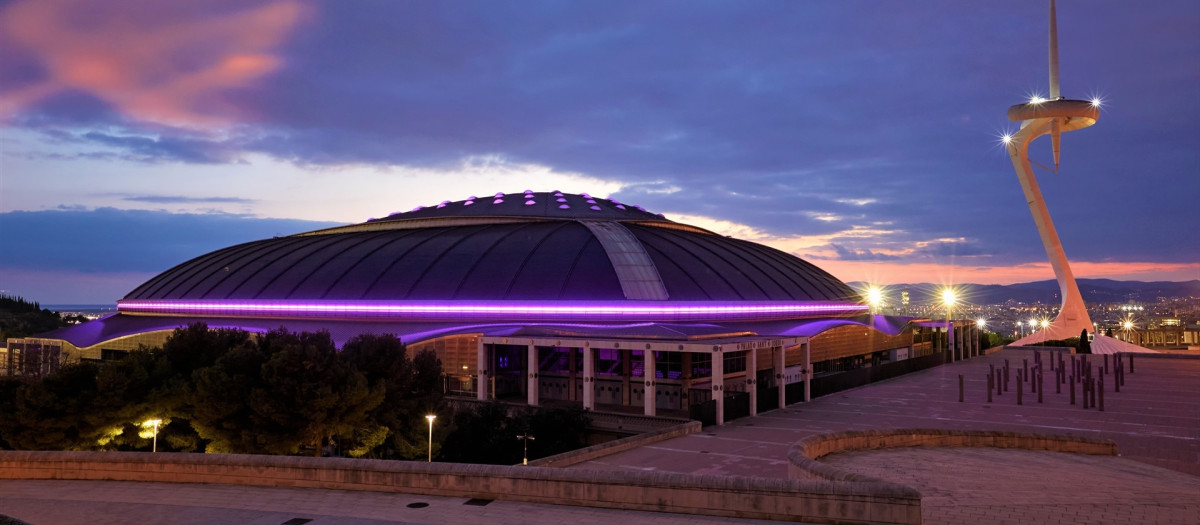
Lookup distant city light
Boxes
[1040,319,1050,329]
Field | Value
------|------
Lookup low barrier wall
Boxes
[788,428,1117,482]
[529,421,700,467]
[0,450,921,525]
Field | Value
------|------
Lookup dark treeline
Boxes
[0,323,590,464]
[0,295,88,339]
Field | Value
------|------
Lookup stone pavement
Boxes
[575,350,1200,478]
[0,479,792,525]
[573,350,1200,523]
[823,447,1200,525]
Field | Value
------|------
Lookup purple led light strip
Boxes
[118,299,867,322]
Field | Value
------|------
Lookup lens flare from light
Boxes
[941,288,957,307]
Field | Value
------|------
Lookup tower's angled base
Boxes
[1010,332,1158,354]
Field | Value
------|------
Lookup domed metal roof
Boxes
[123,192,857,305]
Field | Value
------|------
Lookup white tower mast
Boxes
[1005,0,1099,344]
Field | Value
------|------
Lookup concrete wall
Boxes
[0,450,920,525]
[529,421,700,467]
[788,428,1117,483]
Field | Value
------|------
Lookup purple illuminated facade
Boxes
[9,192,980,424]
[117,299,867,322]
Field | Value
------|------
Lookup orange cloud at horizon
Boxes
[1,0,308,127]
[810,259,1200,287]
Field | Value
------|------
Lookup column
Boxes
[620,349,631,406]
[681,353,692,411]
[582,346,594,411]
[568,347,577,402]
[803,342,811,402]
[974,326,981,357]
[476,342,488,401]
[713,348,725,426]
[527,344,539,407]
[948,322,956,362]
[747,349,757,417]
[775,345,786,409]
[643,350,656,416]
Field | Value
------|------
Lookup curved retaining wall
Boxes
[0,450,921,525]
[788,428,1117,482]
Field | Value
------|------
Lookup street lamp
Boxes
[143,419,162,453]
[425,414,436,462]
[866,286,883,315]
[941,288,956,358]
[517,433,536,466]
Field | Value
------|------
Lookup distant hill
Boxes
[846,279,1200,305]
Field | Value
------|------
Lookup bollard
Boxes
[1099,375,1105,412]
[1004,365,1009,392]
[1023,358,1029,379]
[1017,373,1023,405]
[1129,354,1134,374]
[1031,366,1037,393]
[959,374,964,403]
[1115,366,1120,393]
[1050,351,1055,371]
[1037,371,1043,404]
[1069,374,1075,405]
[987,373,994,403]
[1090,378,1097,408]
[1104,354,1109,370]
[1056,367,1062,394]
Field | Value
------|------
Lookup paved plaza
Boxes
[0,479,787,525]
[1,349,1196,524]
[573,349,1200,523]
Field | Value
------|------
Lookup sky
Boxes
[1,0,1198,304]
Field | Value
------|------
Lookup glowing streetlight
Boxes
[941,288,957,359]
[866,286,883,314]
[1122,320,1133,330]
[976,319,986,329]
[517,433,536,466]
[425,414,437,462]
[1040,319,1050,345]
[143,419,162,453]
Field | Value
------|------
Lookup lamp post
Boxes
[425,414,436,462]
[144,419,162,453]
[517,433,535,466]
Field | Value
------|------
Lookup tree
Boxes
[1,362,108,450]
[340,333,411,457]
[439,401,516,464]
[253,329,383,456]
[190,341,272,453]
